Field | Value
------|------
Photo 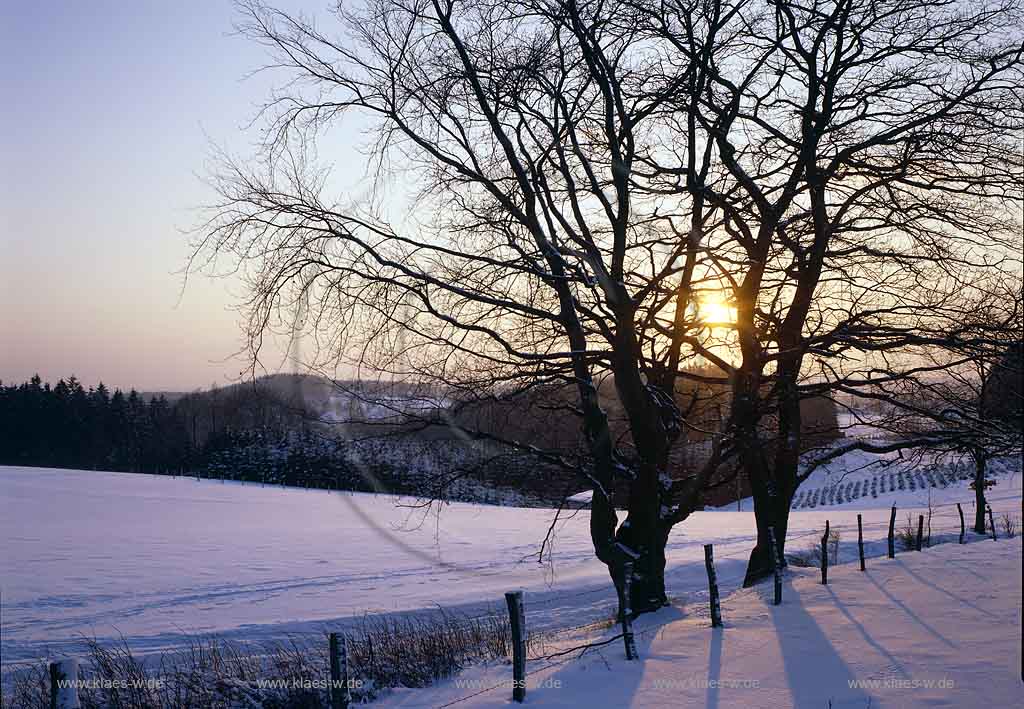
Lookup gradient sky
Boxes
[1,1,353,392]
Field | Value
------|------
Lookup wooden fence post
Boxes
[915,514,924,551]
[621,562,639,659]
[703,544,724,624]
[767,527,782,605]
[857,514,865,571]
[987,506,997,541]
[329,632,351,709]
[887,506,897,558]
[820,521,829,585]
[504,591,527,702]
[957,503,965,544]
[49,659,80,709]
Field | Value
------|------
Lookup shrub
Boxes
[1000,514,1018,539]
[788,527,841,567]
[785,548,816,567]
[896,514,919,550]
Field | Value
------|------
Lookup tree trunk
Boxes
[612,455,670,616]
[973,449,988,534]
[612,517,671,618]
[743,357,801,587]
[604,323,676,617]
[743,480,792,587]
[730,366,797,588]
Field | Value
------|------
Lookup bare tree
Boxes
[804,284,1023,534]
[192,0,1023,606]
[641,0,1024,584]
[195,0,732,613]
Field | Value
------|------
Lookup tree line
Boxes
[0,375,192,473]
[0,374,312,477]
[0,374,582,506]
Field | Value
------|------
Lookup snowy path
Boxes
[381,536,1023,708]
[2,465,1021,676]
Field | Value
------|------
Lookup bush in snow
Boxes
[1000,514,1018,539]
[784,549,817,567]
[896,514,919,551]
[789,527,841,567]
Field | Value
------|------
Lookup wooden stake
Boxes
[621,562,639,659]
[703,544,724,623]
[821,521,829,585]
[915,514,924,551]
[329,633,351,709]
[857,514,865,571]
[887,505,897,558]
[957,503,965,544]
[505,591,527,702]
[987,505,997,541]
[49,659,80,709]
[767,528,782,605]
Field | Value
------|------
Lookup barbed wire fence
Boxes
[428,493,1020,706]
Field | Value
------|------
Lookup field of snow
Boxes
[388,535,1022,708]
[791,448,1020,511]
[2,460,1021,682]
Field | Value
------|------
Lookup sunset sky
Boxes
[1,1,353,392]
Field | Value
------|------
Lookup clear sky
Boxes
[1,1,342,392]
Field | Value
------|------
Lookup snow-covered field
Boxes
[387,535,1022,708]
[1,460,1021,706]
[790,449,1020,511]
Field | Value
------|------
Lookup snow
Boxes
[2,457,1021,706]
[566,490,593,504]
[793,448,1020,511]
[381,536,1022,708]
[0,466,624,665]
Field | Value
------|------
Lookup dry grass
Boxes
[895,514,921,551]
[2,607,542,708]
[786,527,841,567]
[1000,513,1018,539]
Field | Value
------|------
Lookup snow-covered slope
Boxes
[382,535,1022,708]
[2,462,1020,679]
[791,449,1020,511]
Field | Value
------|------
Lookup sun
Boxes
[697,294,736,326]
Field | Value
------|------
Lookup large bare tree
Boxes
[193,0,1023,608]
[802,283,1023,535]
[641,0,1023,583]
